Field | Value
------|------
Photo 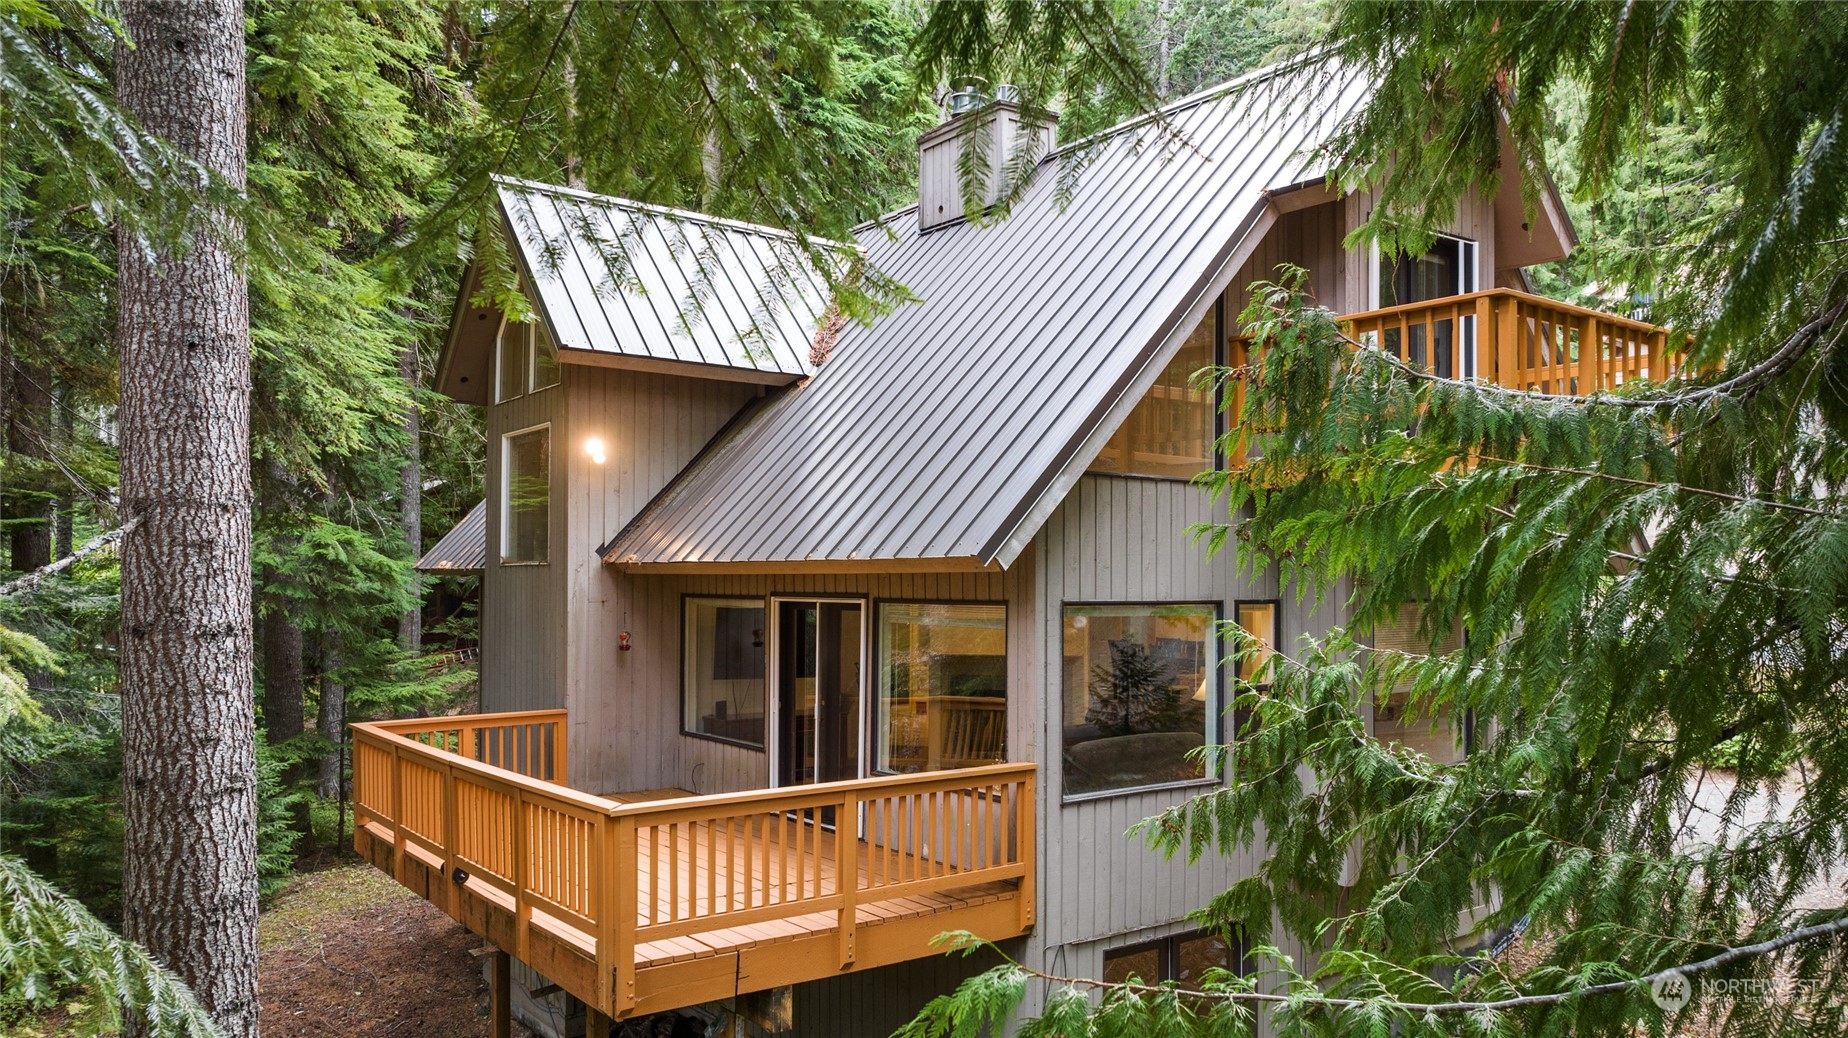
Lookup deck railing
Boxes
[1340,288,1691,394]
[350,711,1035,1016]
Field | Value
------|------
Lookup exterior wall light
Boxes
[585,436,607,464]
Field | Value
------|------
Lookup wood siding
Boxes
[568,564,1038,801]
[560,367,764,792]
[1228,199,1347,317]
[482,381,570,712]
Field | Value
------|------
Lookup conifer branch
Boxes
[981,912,1848,1014]
[1473,457,1832,517]
[0,519,139,599]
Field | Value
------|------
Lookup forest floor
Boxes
[259,861,534,1038]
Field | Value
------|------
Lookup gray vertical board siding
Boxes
[567,565,1033,799]
[559,366,763,793]
[602,59,1374,568]
[481,383,569,713]
[1030,473,1335,954]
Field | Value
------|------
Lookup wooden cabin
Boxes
[372,58,1678,1038]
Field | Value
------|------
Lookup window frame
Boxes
[1059,600,1223,803]
[1369,600,1474,762]
[1089,295,1229,482]
[871,598,1010,777]
[1101,927,1252,989]
[679,593,770,751]
[495,316,526,404]
[529,315,561,393]
[498,422,551,566]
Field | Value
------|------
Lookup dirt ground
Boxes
[259,863,533,1038]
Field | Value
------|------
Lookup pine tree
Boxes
[114,2,259,1036]
[911,5,1848,1036]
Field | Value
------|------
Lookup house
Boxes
[376,56,1674,1038]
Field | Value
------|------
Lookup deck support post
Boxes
[487,948,511,1038]
[584,1005,611,1038]
[837,788,858,968]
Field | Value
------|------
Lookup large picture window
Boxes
[683,597,767,747]
[1061,604,1216,797]
[875,603,1007,773]
[500,426,549,564]
[1091,302,1220,479]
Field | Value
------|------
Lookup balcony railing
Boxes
[350,711,1036,1019]
[1341,288,1691,394]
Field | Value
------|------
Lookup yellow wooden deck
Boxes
[350,711,1035,1019]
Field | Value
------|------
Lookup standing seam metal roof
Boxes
[602,58,1370,567]
[496,179,838,379]
[417,500,487,573]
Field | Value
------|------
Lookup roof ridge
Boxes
[490,175,855,252]
[1045,49,1336,161]
[848,52,1337,240]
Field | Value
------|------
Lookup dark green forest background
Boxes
[0,0,1699,924]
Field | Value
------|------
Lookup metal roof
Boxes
[602,58,1370,569]
[418,500,486,573]
[496,178,838,380]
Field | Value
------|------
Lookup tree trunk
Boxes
[1155,0,1174,100]
[115,4,259,1037]
[397,337,422,656]
[6,357,55,573]
[261,464,305,744]
[54,385,74,560]
[317,632,346,800]
[260,573,305,744]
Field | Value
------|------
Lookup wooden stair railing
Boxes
[350,711,1036,1018]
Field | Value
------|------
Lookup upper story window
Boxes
[1372,234,1480,378]
[1371,602,1466,763]
[1229,600,1277,751]
[500,424,550,564]
[873,602,1008,774]
[1061,603,1217,798]
[1377,233,1479,307]
[1091,301,1222,479]
[495,315,561,403]
[683,596,767,747]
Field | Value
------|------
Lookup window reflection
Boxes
[875,603,1007,773]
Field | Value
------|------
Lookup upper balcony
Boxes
[1338,287,1691,394]
[350,711,1036,1021]
[1102,287,1692,479]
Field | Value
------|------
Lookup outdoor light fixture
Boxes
[585,436,607,464]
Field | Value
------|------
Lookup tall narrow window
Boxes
[1091,303,1220,478]
[501,426,549,564]
[1230,601,1277,749]
[875,603,1007,774]
[496,316,561,401]
[1061,604,1216,797]
[1371,603,1465,762]
[683,597,766,747]
[496,317,527,404]
[530,316,560,392]
[1233,602,1277,689]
